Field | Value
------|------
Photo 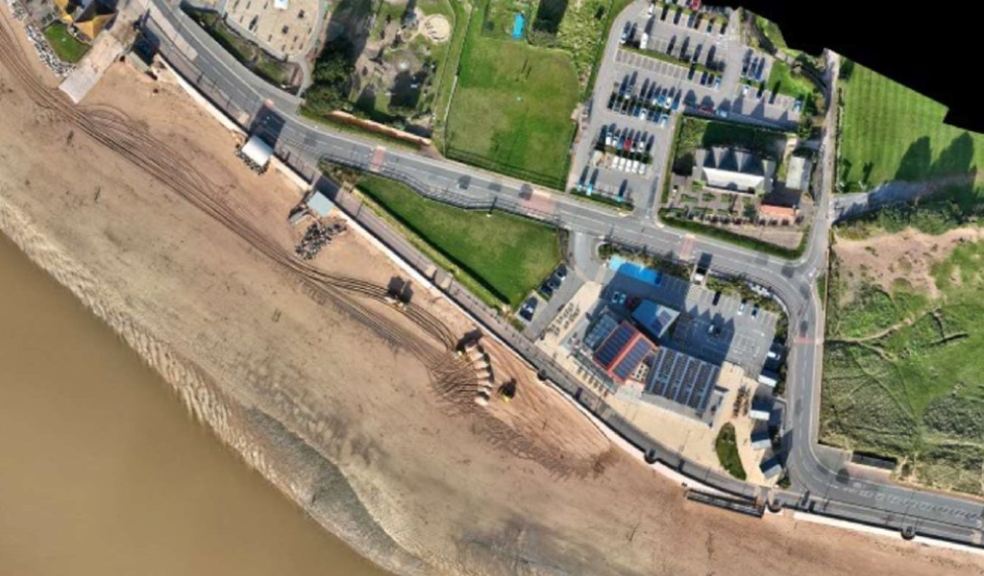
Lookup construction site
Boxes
[1,2,983,575]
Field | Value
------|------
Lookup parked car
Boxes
[610,291,628,306]
[715,109,728,119]
[620,22,631,45]
[539,281,554,299]
[742,83,750,96]
[738,299,747,315]
[712,290,722,306]
[659,113,669,128]
[752,304,760,318]
[713,75,722,89]
[547,274,562,291]
[699,70,709,85]
[554,264,568,281]
[520,297,538,320]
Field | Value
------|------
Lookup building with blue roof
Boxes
[631,299,680,342]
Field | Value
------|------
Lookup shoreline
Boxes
[0,196,419,575]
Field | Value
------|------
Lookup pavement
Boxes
[140,0,984,546]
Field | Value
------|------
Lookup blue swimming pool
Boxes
[608,256,663,286]
[512,13,525,40]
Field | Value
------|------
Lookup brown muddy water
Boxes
[0,233,389,576]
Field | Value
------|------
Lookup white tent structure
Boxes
[240,134,273,171]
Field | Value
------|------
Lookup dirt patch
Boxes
[419,14,450,43]
[834,226,984,302]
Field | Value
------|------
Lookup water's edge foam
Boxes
[0,193,425,575]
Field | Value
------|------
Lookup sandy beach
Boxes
[1,6,983,575]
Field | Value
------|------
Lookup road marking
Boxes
[678,233,696,261]
[369,146,387,172]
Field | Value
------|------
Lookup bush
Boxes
[715,423,747,480]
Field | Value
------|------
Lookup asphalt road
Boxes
[145,0,984,546]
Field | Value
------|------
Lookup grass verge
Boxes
[659,211,809,260]
[715,423,746,480]
[355,174,562,307]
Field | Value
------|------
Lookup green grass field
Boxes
[821,240,984,495]
[838,61,984,193]
[444,0,580,188]
[356,174,562,307]
[43,22,89,64]
[715,423,747,480]
[767,59,815,101]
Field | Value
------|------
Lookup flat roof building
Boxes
[757,369,780,388]
[750,430,772,450]
[642,346,721,414]
[240,134,274,171]
[631,299,680,342]
[749,398,773,421]
[785,155,812,191]
[695,146,776,195]
[760,457,783,480]
[306,190,335,217]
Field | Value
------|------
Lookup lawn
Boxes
[715,423,746,480]
[821,239,984,495]
[838,61,984,193]
[43,22,89,64]
[444,0,580,188]
[766,59,815,101]
[355,174,562,307]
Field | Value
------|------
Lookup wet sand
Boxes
[0,233,389,576]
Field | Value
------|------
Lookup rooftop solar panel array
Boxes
[613,338,655,381]
[594,323,637,370]
[644,347,720,414]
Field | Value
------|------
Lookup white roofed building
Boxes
[694,147,776,195]
[240,134,273,171]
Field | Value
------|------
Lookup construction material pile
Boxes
[294,220,347,260]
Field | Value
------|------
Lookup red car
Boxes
[689,0,702,10]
